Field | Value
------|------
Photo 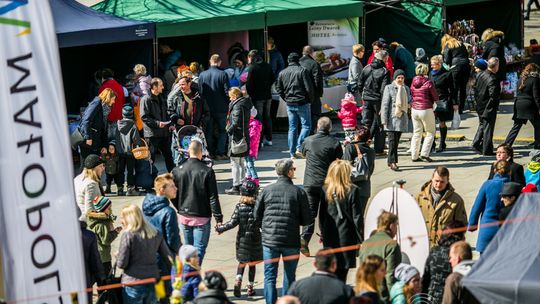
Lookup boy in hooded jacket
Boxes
[116,105,142,196]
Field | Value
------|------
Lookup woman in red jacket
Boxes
[410,63,438,162]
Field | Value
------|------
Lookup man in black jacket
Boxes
[300,117,343,256]
[287,250,354,304]
[198,54,230,160]
[358,50,391,154]
[172,140,223,264]
[246,49,275,146]
[300,46,324,134]
[140,77,175,171]
[276,52,315,158]
[254,158,312,304]
[472,57,501,156]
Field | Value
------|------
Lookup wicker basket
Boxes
[132,138,150,160]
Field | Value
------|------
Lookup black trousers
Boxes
[254,99,273,141]
[451,65,470,113]
[387,131,402,164]
[335,268,349,282]
[362,100,385,153]
[505,118,540,148]
[147,136,174,172]
[527,0,540,18]
[115,154,137,187]
[472,115,496,155]
[301,186,324,244]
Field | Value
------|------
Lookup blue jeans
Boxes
[245,156,258,179]
[263,246,300,304]
[286,104,311,156]
[181,221,211,265]
[205,112,227,155]
[123,284,157,304]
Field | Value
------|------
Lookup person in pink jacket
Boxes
[246,107,263,186]
[337,93,362,142]
[410,63,438,162]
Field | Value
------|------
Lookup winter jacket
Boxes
[135,159,157,190]
[198,66,230,113]
[300,55,324,115]
[79,97,108,150]
[74,173,102,220]
[181,263,202,301]
[381,83,412,132]
[248,118,262,159]
[358,231,401,302]
[142,194,181,254]
[525,162,540,188]
[103,153,118,175]
[167,87,208,128]
[343,142,376,197]
[416,181,468,246]
[216,203,262,262]
[367,52,394,78]
[348,56,364,92]
[287,271,354,304]
[513,74,540,121]
[392,45,415,80]
[443,44,469,68]
[275,62,315,106]
[469,174,509,252]
[269,47,285,78]
[254,176,312,248]
[99,78,125,122]
[116,231,172,283]
[116,118,142,156]
[80,221,105,288]
[430,67,455,121]
[410,76,438,110]
[442,260,478,304]
[499,203,515,222]
[482,31,507,81]
[171,158,223,222]
[301,130,343,187]
[246,55,274,101]
[474,70,501,119]
[488,160,525,186]
[422,245,452,303]
[321,185,364,270]
[337,100,362,129]
[140,93,170,138]
[226,96,253,157]
[389,280,408,304]
[358,58,391,102]
[87,213,119,263]
[193,289,233,304]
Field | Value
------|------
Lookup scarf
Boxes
[430,186,446,209]
[182,91,194,121]
[394,81,408,118]
[528,161,540,173]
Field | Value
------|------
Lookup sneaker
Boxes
[300,239,310,257]
[126,186,140,196]
[225,186,240,195]
[420,156,433,162]
[233,279,242,297]
[105,185,112,194]
[215,155,229,161]
[246,284,255,296]
[263,139,273,146]
[293,150,304,159]
[117,189,125,196]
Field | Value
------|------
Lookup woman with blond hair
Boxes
[354,255,386,304]
[79,88,116,161]
[441,34,470,113]
[320,159,364,282]
[117,204,173,303]
[73,154,105,220]
[410,63,438,162]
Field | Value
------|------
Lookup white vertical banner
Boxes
[0,1,87,303]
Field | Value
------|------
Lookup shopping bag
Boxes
[451,110,461,130]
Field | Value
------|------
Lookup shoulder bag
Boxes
[230,107,248,154]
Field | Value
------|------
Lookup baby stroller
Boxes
[173,125,213,167]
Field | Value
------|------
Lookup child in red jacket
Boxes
[337,93,362,143]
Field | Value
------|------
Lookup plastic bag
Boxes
[451,110,461,130]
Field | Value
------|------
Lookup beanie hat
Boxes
[203,271,228,291]
[92,196,111,212]
[394,263,419,283]
[522,183,538,193]
[84,154,104,169]
[287,52,300,63]
[240,179,258,197]
[109,140,116,147]
[122,105,134,119]
[415,48,426,59]
[179,245,198,262]
[393,69,405,80]
[474,59,488,71]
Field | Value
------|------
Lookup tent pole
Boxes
[361,10,366,45]
[264,12,269,63]
[153,31,158,77]
[442,4,447,34]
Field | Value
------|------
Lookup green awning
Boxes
[93,0,363,38]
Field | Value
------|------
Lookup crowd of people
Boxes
[71,29,540,304]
